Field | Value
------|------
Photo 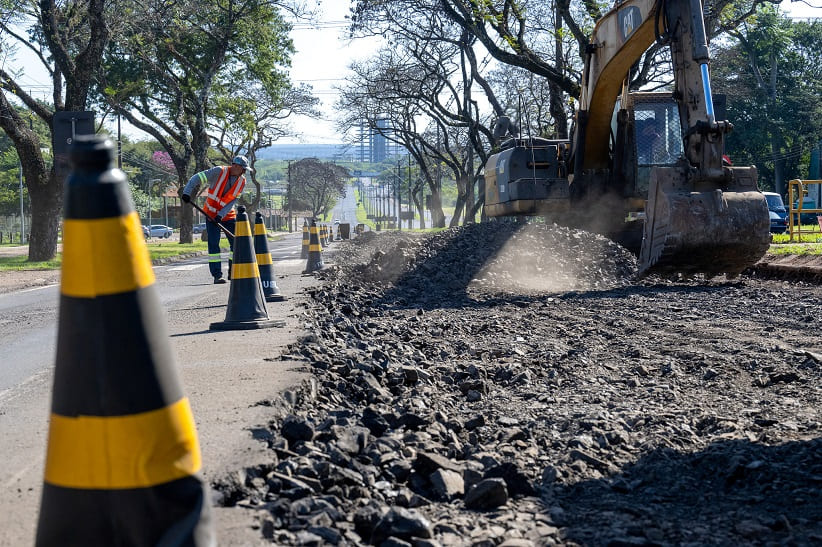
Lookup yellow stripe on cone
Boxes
[61,213,154,297]
[44,398,201,489]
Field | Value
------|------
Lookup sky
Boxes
[1,0,819,145]
[284,0,378,144]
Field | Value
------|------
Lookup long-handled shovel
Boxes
[187,200,235,238]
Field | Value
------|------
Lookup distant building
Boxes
[258,143,357,161]
[259,121,406,162]
[357,120,404,163]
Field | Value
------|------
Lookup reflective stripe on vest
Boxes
[204,167,245,221]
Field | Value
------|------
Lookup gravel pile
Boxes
[338,223,637,304]
[214,223,822,546]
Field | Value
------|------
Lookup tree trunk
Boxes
[550,2,569,139]
[431,189,445,228]
[450,193,465,227]
[413,189,425,230]
[0,92,56,261]
[178,181,194,244]
[28,176,62,261]
[465,146,475,223]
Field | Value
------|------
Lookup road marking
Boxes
[12,284,59,294]
[168,265,205,271]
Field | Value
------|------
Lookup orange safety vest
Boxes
[202,167,245,221]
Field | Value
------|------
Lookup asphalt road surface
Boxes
[0,231,316,546]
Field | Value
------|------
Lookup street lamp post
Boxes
[148,178,161,230]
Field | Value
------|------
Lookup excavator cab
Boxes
[631,95,683,191]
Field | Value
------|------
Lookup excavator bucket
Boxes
[639,165,771,278]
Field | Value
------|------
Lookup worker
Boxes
[638,118,664,165]
[181,156,252,284]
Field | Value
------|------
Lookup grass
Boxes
[769,243,822,256]
[768,224,822,255]
[0,255,62,271]
[0,241,209,272]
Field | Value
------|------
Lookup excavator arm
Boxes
[570,0,770,277]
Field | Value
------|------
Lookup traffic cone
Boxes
[253,212,286,302]
[303,220,325,273]
[320,224,327,246]
[36,135,213,546]
[300,222,309,259]
[325,225,332,246]
[210,207,284,330]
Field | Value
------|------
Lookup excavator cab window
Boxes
[633,100,683,192]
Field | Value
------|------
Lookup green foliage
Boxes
[288,158,349,217]
[0,147,23,216]
[713,8,822,189]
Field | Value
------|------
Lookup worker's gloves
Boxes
[214,215,222,223]
[181,194,191,203]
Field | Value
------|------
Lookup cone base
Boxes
[265,294,287,302]
[209,318,285,331]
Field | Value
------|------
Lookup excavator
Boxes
[483,0,770,277]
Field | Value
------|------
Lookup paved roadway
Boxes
[330,185,359,226]
[0,231,315,546]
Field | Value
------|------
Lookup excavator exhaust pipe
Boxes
[639,165,771,278]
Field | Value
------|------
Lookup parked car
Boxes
[192,223,207,234]
[147,224,173,238]
[762,192,787,220]
[334,218,340,225]
[769,211,787,234]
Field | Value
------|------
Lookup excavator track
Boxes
[639,166,771,278]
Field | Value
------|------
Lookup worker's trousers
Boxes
[206,218,236,279]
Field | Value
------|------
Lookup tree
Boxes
[98,0,303,243]
[209,82,319,213]
[343,3,503,227]
[713,7,822,195]
[0,0,111,260]
[288,158,348,218]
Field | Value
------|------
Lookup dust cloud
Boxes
[469,223,636,295]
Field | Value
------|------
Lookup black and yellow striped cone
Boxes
[253,212,286,303]
[36,135,213,546]
[210,207,284,330]
[300,222,309,259]
[319,224,326,246]
[303,220,325,273]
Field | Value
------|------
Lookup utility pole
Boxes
[287,161,293,233]
[149,179,160,229]
[408,155,412,230]
[117,113,122,170]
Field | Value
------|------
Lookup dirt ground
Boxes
[3,229,822,546]
[212,224,822,546]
